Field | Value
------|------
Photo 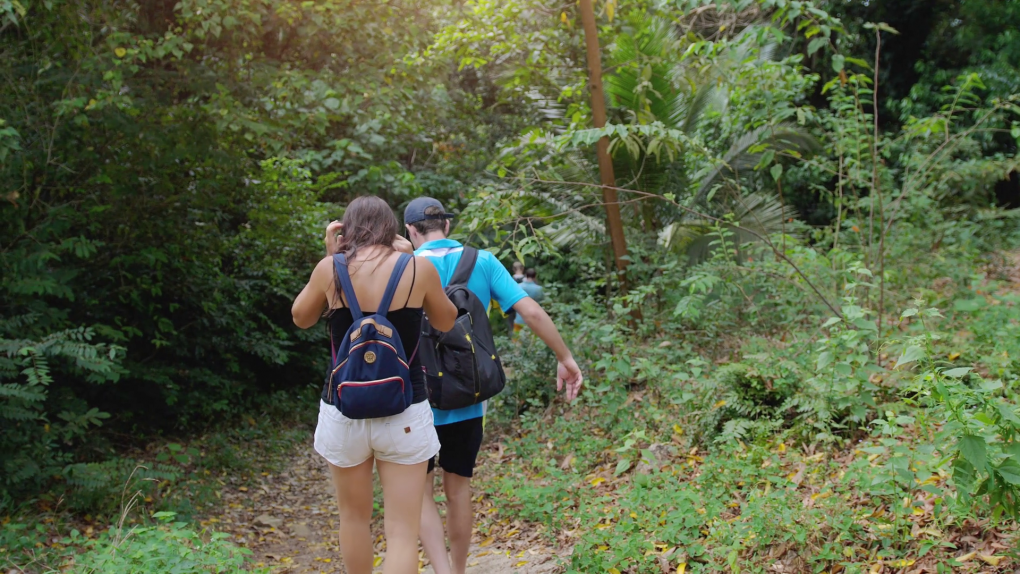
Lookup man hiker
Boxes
[514,268,544,336]
[403,197,584,574]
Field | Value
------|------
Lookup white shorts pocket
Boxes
[376,402,439,465]
[314,400,356,467]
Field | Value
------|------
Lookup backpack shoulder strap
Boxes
[376,253,412,319]
[449,247,478,287]
[334,254,362,320]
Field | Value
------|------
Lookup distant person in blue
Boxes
[403,197,583,574]
[504,262,525,335]
[513,268,543,336]
[511,261,525,283]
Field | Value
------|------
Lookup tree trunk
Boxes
[578,0,629,286]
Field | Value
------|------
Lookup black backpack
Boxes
[420,247,506,410]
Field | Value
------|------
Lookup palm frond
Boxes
[530,192,607,248]
[522,160,608,249]
[692,124,820,206]
[674,82,725,134]
[661,192,797,263]
[604,20,682,126]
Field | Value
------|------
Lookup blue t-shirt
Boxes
[415,239,529,425]
[515,281,544,324]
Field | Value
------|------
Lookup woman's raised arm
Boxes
[292,256,333,329]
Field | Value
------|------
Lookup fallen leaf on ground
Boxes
[978,554,1003,566]
[955,551,977,563]
[254,514,283,528]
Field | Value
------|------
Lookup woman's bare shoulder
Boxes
[412,254,436,267]
[313,255,335,279]
[412,256,440,279]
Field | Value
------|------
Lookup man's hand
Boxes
[556,356,583,402]
[514,298,582,401]
[392,234,414,254]
[324,221,343,256]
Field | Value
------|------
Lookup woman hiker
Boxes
[291,196,457,574]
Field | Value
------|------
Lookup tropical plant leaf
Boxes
[660,192,798,262]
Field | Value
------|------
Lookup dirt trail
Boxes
[203,443,562,574]
[1000,250,1020,286]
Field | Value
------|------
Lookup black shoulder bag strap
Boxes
[449,247,478,287]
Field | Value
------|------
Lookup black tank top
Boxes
[321,307,427,404]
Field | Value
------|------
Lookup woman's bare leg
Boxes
[442,472,473,574]
[376,459,429,574]
[328,457,375,574]
[419,470,452,574]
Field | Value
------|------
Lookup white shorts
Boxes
[314,399,440,468]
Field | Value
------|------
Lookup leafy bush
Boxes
[900,303,1020,520]
[0,157,330,506]
[492,333,559,421]
[0,326,122,506]
[71,512,267,574]
[60,460,183,516]
[801,279,885,442]
[696,348,803,445]
[721,359,801,410]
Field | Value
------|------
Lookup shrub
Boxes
[71,511,267,574]
[491,333,559,421]
[900,303,1020,520]
[696,345,804,445]
[60,460,183,515]
[0,326,123,507]
[0,159,328,509]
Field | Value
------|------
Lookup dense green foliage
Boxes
[824,0,1020,119]
[0,0,508,504]
[2,0,1020,571]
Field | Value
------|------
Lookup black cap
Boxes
[404,197,454,225]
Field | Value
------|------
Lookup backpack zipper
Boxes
[468,313,481,401]
[336,376,405,401]
[331,341,409,379]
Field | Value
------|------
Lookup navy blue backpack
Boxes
[326,253,415,419]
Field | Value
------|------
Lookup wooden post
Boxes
[578,0,629,284]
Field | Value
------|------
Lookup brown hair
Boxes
[512,262,525,273]
[409,205,449,236]
[337,196,399,264]
[525,268,537,279]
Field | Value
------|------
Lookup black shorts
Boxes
[426,416,484,478]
